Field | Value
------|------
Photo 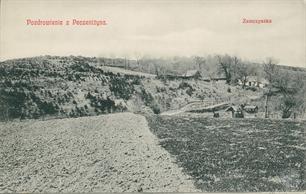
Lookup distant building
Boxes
[238,76,269,88]
[243,105,258,113]
[225,106,244,118]
[182,70,201,79]
[243,105,259,118]
[225,105,259,118]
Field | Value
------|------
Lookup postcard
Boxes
[0,0,305,192]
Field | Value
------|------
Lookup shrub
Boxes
[179,82,195,96]
[140,89,154,106]
[186,87,194,96]
[178,82,192,89]
[151,103,161,114]
[109,77,134,100]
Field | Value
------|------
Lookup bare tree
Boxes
[262,58,305,118]
[134,53,142,70]
[98,57,105,66]
[193,56,205,71]
[263,58,279,118]
[217,55,245,85]
[124,57,127,69]
[235,63,255,88]
[278,72,306,118]
[263,58,279,85]
[217,55,234,84]
[237,64,248,88]
[154,64,159,76]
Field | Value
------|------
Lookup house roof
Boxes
[225,106,240,112]
[184,70,200,77]
[247,76,269,83]
[244,105,258,110]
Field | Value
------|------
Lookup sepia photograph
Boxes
[0,0,305,193]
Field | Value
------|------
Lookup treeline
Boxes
[1,55,303,81]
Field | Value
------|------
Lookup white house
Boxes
[238,76,269,88]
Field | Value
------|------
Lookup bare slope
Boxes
[0,113,198,192]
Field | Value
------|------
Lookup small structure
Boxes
[243,105,258,113]
[213,112,220,118]
[243,105,259,118]
[182,70,201,79]
[226,106,244,118]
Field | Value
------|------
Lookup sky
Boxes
[0,0,305,67]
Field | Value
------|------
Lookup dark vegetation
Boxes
[147,115,306,192]
[262,58,306,119]
[140,88,161,114]
[0,56,150,121]
[178,82,195,96]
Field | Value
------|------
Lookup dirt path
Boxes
[0,113,199,192]
[99,66,156,78]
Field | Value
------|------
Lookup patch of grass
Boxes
[146,116,306,192]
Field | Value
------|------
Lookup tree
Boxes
[217,55,242,84]
[235,63,255,88]
[154,64,159,76]
[134,53,142,70]
[263,58,305,119]
[263,58,280,85]
[193,56,205,71]
[238,64,249,88]
[0,94,9,121]
[123,56,132,70]
[217,55,232,84]
[98,58,106,66]
[263,58,280,118]
[278,72,306,118]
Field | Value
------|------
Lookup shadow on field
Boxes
[146,115,306,192]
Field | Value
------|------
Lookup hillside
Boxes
[0,55,250,121]
[0,55,304,121]
[0,113,199,192]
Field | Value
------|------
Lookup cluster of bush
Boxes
[0,89,62,120]
[109,77,135,100]
[178,82,195,96]
[68,106,89,118]
[0,56,167,121]
[85,92,127,114]
[140,88,160,114]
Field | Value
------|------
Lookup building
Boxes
[243,105,258,113]
[225,106,244,118]
[238,76,269,88]
[243,105,259,118]
[182,70,201,79]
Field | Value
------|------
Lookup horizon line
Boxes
[1,54,305,69]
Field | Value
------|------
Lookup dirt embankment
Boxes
[0,113,198,192]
